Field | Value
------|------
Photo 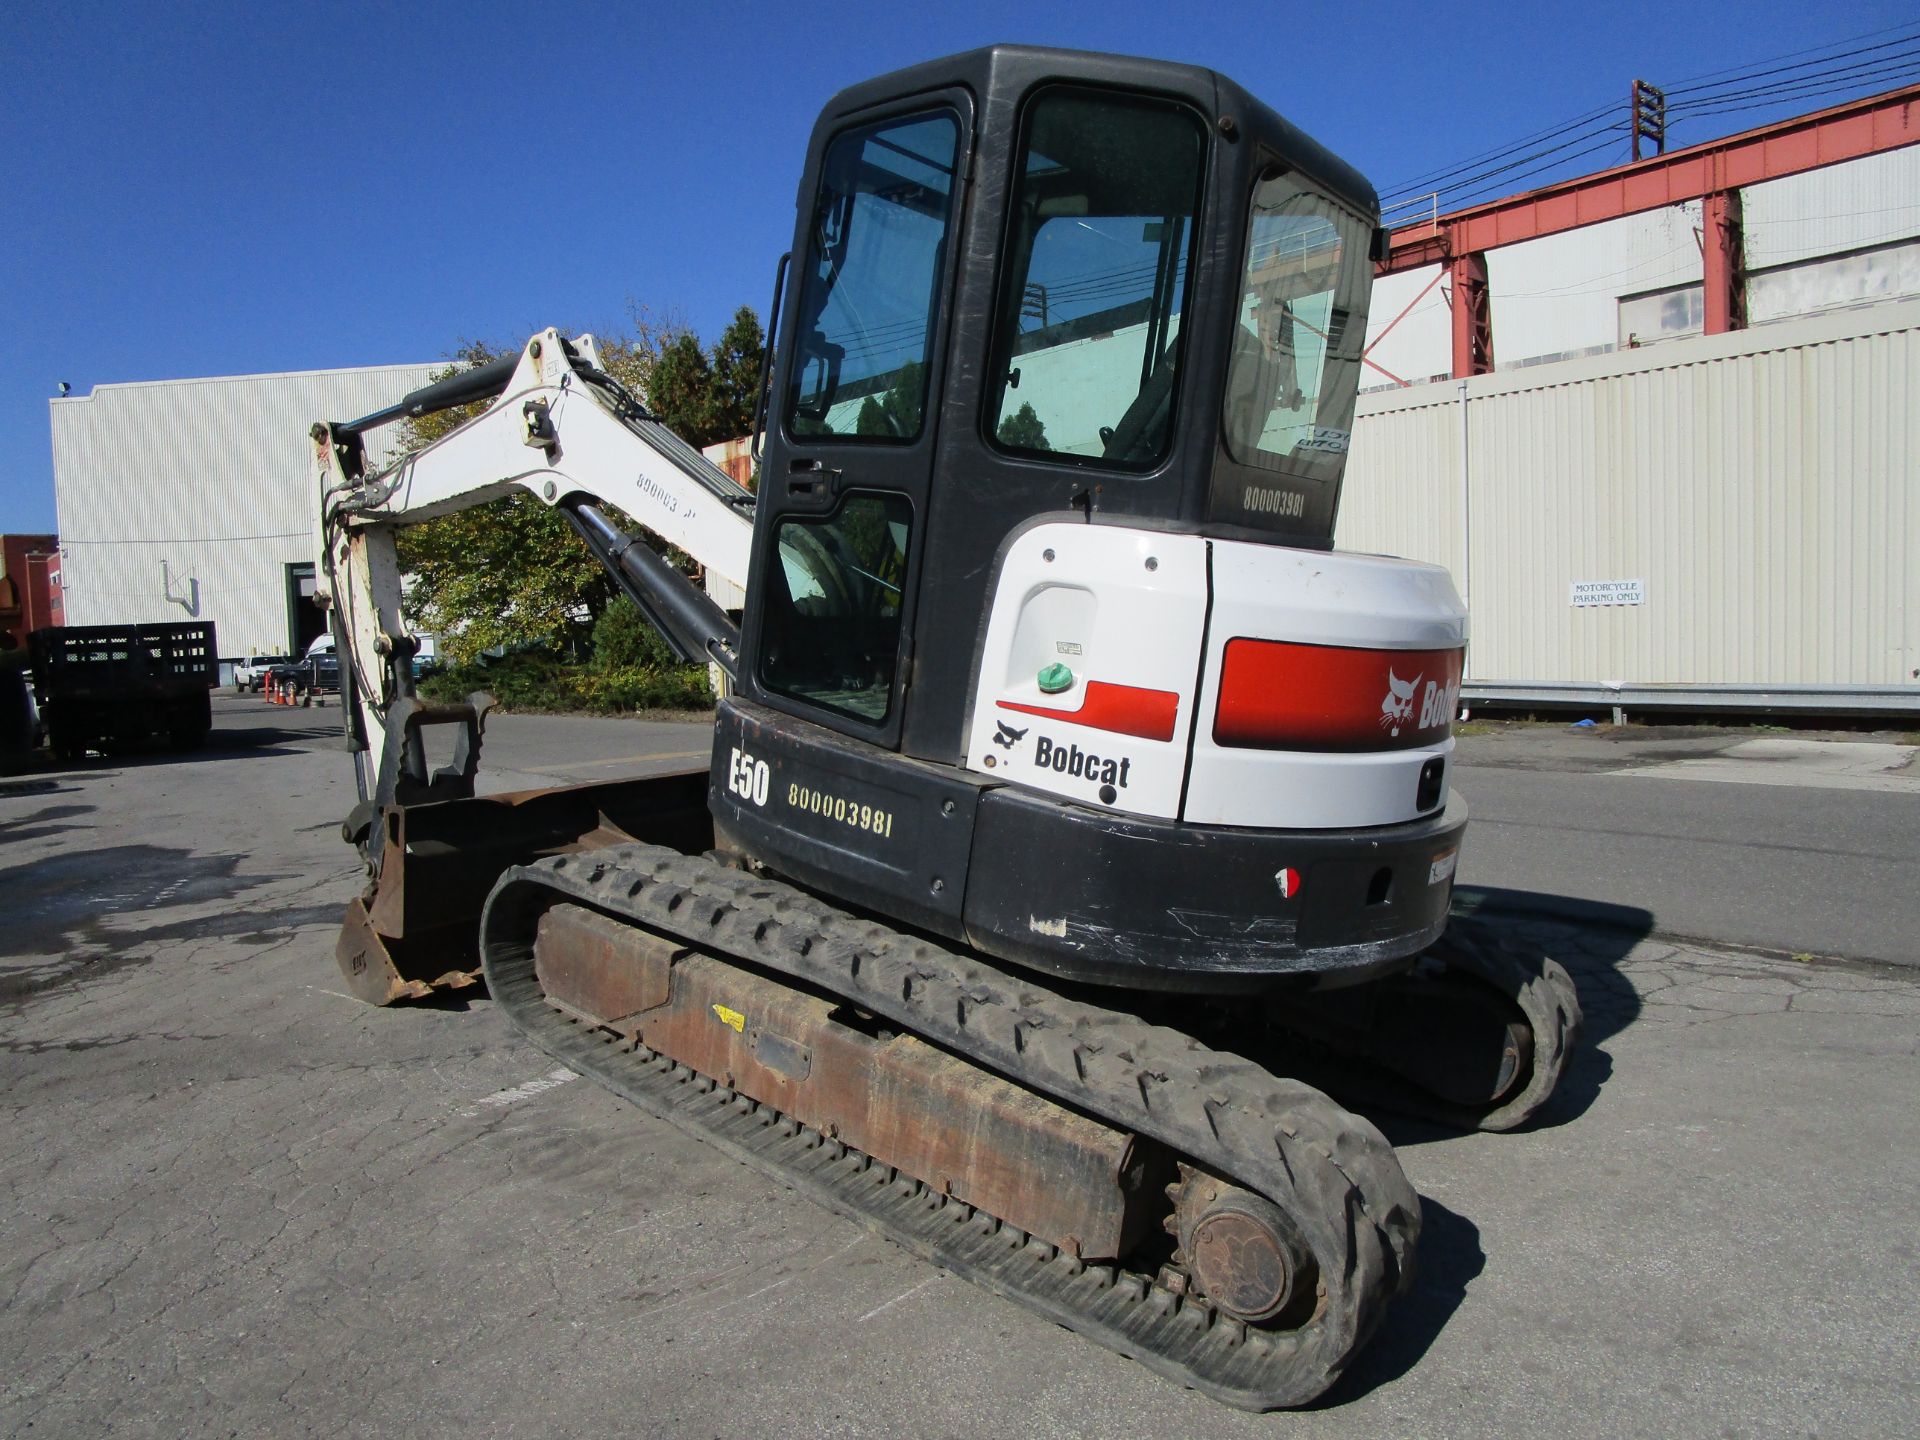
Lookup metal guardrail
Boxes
[1463,681,1920,721]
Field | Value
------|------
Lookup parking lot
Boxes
[2,695,1916,1437]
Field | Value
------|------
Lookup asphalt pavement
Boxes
[1451,723,1919,965]
[1,696,1915,1437]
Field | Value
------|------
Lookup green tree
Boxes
[854,361,926,439]
[389,312,763,664]
[389,341,614,664]
[707,306,767,441]
[590,600,679,672]
[996,400,1050,450]
[646,305,766,447]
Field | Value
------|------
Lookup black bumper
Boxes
[961,787,1468,993]
[710,697,1467,996]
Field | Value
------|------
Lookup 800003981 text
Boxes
[788,783,894,838]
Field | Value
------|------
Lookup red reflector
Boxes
[1000,680,1179,742]
[1214,640,1463,751]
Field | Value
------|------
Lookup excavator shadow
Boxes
[1447,884,1653,1131]
[1249,886,1651,1144]
[1302,888,1653,1406]
[0,801,96,845]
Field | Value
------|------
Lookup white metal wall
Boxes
[1340,296,1920,689]
[1486,202,1705,365]
[1744,146,1920,271]
[50,363,438,656]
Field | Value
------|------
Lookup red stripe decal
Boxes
[1000,681,1179,742]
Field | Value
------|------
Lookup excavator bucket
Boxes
[334,767,714,1005]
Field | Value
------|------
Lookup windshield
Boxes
[785,111,961,441]
[986,89,1205,467]
[1221,170,1372,484]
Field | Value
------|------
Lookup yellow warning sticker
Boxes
[712,1004,746,1034]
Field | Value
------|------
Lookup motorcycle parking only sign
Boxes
[1570,578,1645,607]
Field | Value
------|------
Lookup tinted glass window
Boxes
[786,112,960,441]
[987,89,1205,467]
[1222,170,1371,482]
[758,493,913,724]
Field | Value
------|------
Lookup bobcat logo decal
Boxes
[993,721,1029,750]
[1379,670,1421,737]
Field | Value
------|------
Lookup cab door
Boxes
[739,95,973,752]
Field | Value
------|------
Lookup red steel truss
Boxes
[1379,83,1920,375]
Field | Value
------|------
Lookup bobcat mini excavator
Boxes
[312,46,1580,1409]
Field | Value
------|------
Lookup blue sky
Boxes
[3,0,1909,532]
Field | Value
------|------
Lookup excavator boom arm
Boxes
[310,329,756,814]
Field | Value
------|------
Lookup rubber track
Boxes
[480,844,1421,1410]
[1266,920,1582,1134]
[1428,920,1584,1132]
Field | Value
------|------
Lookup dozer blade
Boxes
[335,767,714,1005]
[481,844,1425,1411]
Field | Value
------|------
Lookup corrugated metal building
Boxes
[50,363,437,659]
[1345,119,1920,712]
[1340,297,1920,701]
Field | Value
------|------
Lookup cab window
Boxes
[986,89,1205,467]
[1221,169,1372,484]
[786,112,961,442]
[758,493,913,724]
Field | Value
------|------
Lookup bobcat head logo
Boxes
[1379,670,1421,737]
[993,721,1029,750]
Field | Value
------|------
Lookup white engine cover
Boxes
[964,524,1207,819]
[963,523,1468,830]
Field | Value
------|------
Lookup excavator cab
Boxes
[744,48,1383,763]
[721,47,1461,988]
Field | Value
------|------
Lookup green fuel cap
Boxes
[1037,662,1074,694]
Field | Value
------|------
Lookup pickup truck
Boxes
[268,643,340,704]
[233,654,287,692]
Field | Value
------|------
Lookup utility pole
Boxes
[1631,79,1667,162]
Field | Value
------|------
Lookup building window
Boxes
[1619,284,1705,348]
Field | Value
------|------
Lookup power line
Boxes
[1669,59,1920,118]
[1665,28,1920,97]
[1658,18,1920,90]
[1668,73,1920,125]
[1444,134,1632,209]
[1379,101,1618,199]
[1382,21,1920,217]
[1387,124,1630,209]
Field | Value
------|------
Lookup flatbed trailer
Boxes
[29,622,217,761]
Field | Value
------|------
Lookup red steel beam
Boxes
[1449,253,1493,375]
[1701,190,1746,333]
[1381,83,1920,274]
